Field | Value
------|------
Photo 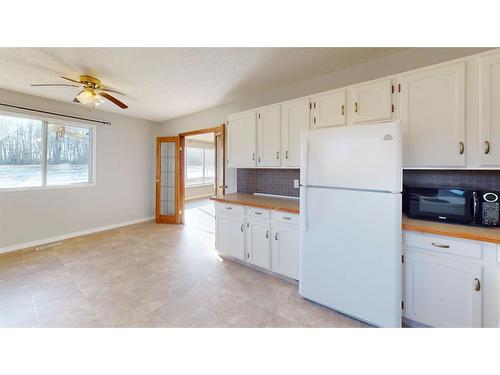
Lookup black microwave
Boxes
[403,185,500,227]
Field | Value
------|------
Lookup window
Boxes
[0,112,94,190]
[186,144,214,186]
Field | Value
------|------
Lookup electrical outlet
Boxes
[293,179,299,189]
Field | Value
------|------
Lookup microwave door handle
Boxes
[472,192,479,223]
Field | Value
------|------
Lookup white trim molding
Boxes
[0,216,154,255]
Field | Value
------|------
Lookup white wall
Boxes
[0,88,159,251]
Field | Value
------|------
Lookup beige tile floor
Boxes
[0,222,369,328]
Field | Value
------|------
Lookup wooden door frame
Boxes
[156,136,181,224]
[178,124,225,225]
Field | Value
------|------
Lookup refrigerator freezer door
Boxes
[300,121,402,193]
[299,186,402,327]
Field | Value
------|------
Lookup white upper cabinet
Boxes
[257,104,281,167]
[227,110,256,168]
[479,51,500,166]
[281,98,310,167]
[399,62,466,168]
[349,78,394,124]
[310,89,346,129]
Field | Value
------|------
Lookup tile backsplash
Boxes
[237,169,300,197]
[403,170,500,191]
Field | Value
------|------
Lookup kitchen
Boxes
[210,49,500,328]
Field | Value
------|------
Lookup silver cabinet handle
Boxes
[226,206,232,210]
[258,156,261,163]
[265,230,269,239]
[252,153,255,161]
[276,151,279,159]
[275,232,278,241]
[474,278,481,291]
[432,242,450,249]
[254,212,262,215]
[341,104,345,116]
[485,140,491,154]
[285,151,289,159]
[240,224,244,232]
[354,102,358,113]
[283,216,292,220]
[459,141,465,155]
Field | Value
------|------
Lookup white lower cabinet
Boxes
[403,232,486,328]
[246,218,271,269]
[215,202,299,280]
[215,211,246,261]
[271,222,299,280]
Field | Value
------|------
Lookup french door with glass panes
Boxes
[156,137,180,223]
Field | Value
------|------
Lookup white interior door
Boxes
[399,62,466,167]
[404,251,482,327]
[301,122,402,192]
[311,90,346,129]
[281,98,310,167]
[350,78,393,124]
[227,111,256,167]
[300,186,402,327]
[257,105,281,167]
[479,52,500,166]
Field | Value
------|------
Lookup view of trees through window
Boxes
[0,114,92,188]
[186,146,214,185]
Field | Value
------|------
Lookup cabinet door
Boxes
[215,215,245,261]
[404,251,482,327]
[399,62,466,167]
[257,104,281,167]
[246,219,271,269]
[479,52,500,166]
[227,111,256,167]
[311,90,346,129]
[350,78,393,124]
[271,223,299,280]
[281,98,310,167]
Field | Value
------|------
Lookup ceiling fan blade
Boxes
[61,76,81,84]
[99,87,126,96]
[100,92,128,109]
[30,83,80,87]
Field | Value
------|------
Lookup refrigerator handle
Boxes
[301,185,308,232]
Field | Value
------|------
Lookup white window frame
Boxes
[185,145,215,187]
[0,109,97,192]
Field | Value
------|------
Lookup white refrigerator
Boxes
[299,121,403,327]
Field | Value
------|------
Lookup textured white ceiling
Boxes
[0,48,406,122]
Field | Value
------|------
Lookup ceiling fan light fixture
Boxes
[76,89,95,105]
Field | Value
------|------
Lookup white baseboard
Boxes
[0,216,155,255]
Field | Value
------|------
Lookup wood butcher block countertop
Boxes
[403,215,500,244]
[210,193,300,214]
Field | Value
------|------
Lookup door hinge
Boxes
[179,146,183,151]
[401,301,404,310]
[391,84,394,93]
[391,104,395,113]
[398,83,401,93]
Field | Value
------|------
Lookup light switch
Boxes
[294,179,299,189]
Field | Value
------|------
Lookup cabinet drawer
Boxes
[215,202,246,216]
[404,232,482,260]
[248,207,271,219]
[271,211,299,225]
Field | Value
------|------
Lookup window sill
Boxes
[0,182,96,193]
[185,183,215,188]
